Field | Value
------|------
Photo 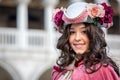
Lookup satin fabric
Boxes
[52,61,120,80]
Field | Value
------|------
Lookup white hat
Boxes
[52,2,114,33]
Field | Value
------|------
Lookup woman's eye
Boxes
[81,30,87,34]
[70,31,75,34]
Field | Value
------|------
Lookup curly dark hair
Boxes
[56,23,120,76]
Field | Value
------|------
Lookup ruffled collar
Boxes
[53,60,84,72]
[65,60,84,71]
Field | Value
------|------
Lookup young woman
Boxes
[52,2,120,80]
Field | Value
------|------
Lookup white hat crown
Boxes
[52,2,114,33]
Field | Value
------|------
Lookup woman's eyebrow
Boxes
[70,27,74,30]
[81,27,86,30]
[70,26,85,29]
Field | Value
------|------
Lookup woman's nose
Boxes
[75,33,81,41]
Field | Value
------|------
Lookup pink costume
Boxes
[52,61,120,80]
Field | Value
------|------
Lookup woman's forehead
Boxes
[70,23,86,29]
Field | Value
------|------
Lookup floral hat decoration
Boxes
[52,2,114,33]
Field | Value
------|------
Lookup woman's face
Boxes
[69,23,89,55]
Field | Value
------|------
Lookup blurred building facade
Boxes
[0,0,120,80]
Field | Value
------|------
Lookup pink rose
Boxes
[101,3,114,16]
[54,10,64,27]
[52,8,62,20]
[97,4,105,17]
[87,4,105,18]
[52,8,65,27]
[101,3,114,23]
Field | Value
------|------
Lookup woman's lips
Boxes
[74,44,84,49]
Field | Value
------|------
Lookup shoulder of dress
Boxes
[99,64,114,71]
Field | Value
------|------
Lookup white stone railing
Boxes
[0,28,120,51]
[27,29,48,50]
[0,28,18,49]
[0,28,48,51]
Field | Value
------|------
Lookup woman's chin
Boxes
[75,51,85,55]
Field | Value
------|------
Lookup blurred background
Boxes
[0,0,120,80]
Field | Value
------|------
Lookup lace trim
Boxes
[58,70,73,80]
